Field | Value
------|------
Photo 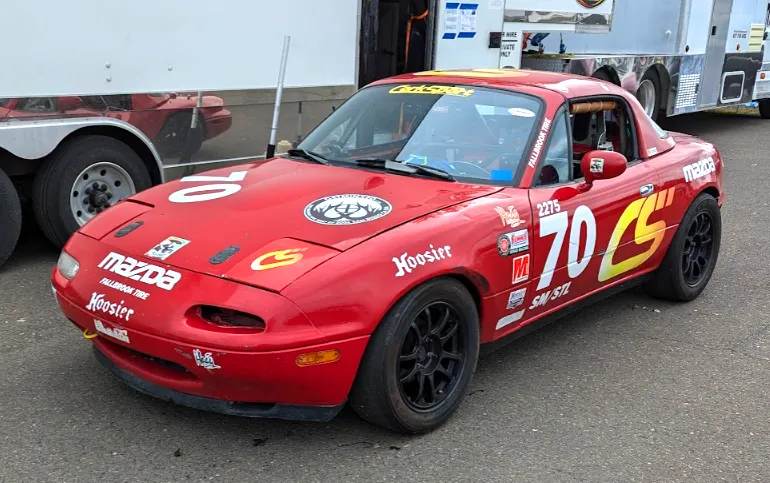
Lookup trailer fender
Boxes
[0,117,164,183]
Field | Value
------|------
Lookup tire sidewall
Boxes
[0,169,22,267]
[638,70,661,122]
[37,136,152,246]
[381,279,480,432]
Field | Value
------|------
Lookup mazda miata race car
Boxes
[52,68,724,434]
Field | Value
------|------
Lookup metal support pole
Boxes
[266,36,291,159]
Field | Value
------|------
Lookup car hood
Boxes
[85,157,502,291]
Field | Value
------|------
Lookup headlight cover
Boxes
[57,251,80,280]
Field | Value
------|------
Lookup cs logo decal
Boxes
[598,188,675,282]
[251,248,307,271]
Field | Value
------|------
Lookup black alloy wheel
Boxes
[681,212,714,287]
[349,278,480,434]
[397,302,464,412]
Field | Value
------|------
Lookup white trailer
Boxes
[3,0,765,269]
[492,0,770,121]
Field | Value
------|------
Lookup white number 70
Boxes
[536,205,597,290]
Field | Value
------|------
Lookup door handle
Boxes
[640,184,654,196]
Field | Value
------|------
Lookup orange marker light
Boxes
[761,72,766,80]
[296,349,340,367]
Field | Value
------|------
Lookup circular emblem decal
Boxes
[497,234,511,256]
[576,0,606,8]
[304,194,393,225]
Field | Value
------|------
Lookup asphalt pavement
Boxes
[1,110,769,483]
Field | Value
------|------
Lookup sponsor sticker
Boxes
[589,158,604,174]
[193,349,221,370]
[512,254,530,284]
[494,205,525,228]
[251,248,307,271]
[506,288,527,310]
[495,310,525,330]
[527,118,552,168]
[98,252,182,291]
[99,277,150,300]
[145,236,190,261]
[529,282,571,309]
[683,156,716,183]
[497,229,529,256]
[647,147,658,156]
[508,107,535,118]
[86,293,135,322]
[388,84,475,97]
[94,319,130,344]
[304,194,392,226]
[393,244,452,277]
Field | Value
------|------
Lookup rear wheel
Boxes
[0,169,22,269]
[349,278,480,434]
[33,135,152,248]
[636,70,661,121]
[645,193,721,301]
[758,99,770,119]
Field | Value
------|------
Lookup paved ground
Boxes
[1,110,768,483]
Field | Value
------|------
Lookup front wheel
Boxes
[645,192,721,301]
[349,278,480,434]
[0,168,22,269]
[758,99,770,119]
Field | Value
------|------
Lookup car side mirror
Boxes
[58,96,83,111]
[578,150,627,191]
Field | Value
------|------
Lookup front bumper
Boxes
[53,268,369,419]
[92,345,345,421]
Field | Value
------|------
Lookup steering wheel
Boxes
[318,139,345,158]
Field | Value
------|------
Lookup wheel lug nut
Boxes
[101,184,108,191]
[106,193,113,199]
[83,198,89,205]
[92,182,100,189]
[85,188,92,195]
[88,207,95,214]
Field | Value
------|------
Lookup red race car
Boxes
[51,68,724,434]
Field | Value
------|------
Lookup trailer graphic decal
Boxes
[577,0,606,8]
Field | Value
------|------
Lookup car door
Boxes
[525,99,664,318]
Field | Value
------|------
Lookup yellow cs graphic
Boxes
[251,248,308,271]
[598,187,675,282]
[388,84,475,97]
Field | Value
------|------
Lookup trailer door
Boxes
[700,0,736,107]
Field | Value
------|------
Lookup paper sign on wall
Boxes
[443,3,478,39]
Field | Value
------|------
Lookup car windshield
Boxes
[295,83,543,183]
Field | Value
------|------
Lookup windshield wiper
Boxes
[285,148,330,165]
[353,158,455,181]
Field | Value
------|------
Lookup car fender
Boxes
[280,190,533,341]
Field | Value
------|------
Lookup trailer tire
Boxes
[759,99,770,119]
[0,169,22,269]
[637,69,661,122]
[33,135,152,248]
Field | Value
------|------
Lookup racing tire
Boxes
[33,135,152,248]
[645,192,721,302]
[349,278,480,434]
[759,99,770,119]
[0,168,22,269]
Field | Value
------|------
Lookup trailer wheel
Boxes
[33,135,152,248]
[0,168,22,269]
[759,99,770,119]
[637,70,661,121]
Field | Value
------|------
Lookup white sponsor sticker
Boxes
[506,288,527,309]
[495,310,525,330]
[393,244,452,277]
[94,319,130,344]
[145,236,190,261]
[193,349,221,370]
[527,118,552,168]
[508,107,535,118]
[99,277,150,300]
[98,252,182,291]
[86,293,135,321]
[589,158,604,174]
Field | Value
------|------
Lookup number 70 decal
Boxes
[536,187,675,290]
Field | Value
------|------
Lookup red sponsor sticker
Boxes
[512,254,530,284]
